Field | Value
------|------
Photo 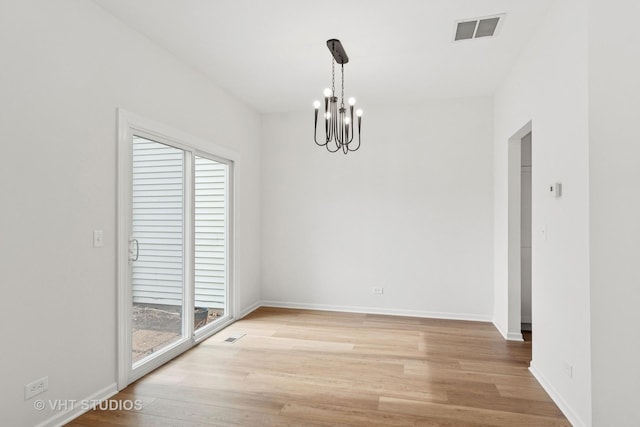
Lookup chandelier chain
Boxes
[341,64,345,108]
[331,59,336,96]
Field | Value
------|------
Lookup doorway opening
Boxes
[520,132,532,340]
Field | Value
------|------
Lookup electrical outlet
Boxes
[25,376,48,400]
[372,287,384,294]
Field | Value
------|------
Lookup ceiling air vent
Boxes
[454,14,505,41]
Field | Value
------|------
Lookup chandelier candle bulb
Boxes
[313,101,320,125]
[313,38,362,154]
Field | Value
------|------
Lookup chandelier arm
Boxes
[348,131,362,151]
[345,123,349,145]
[315,136,328,146]
[327,99,336,142]
[348,105,354,144]
[324,97,330,140]
[344,109,348,143]
[325,138,341,153]
[313,108,329,147]
[350,114,362,150]
[345,132,354,145]
[332,101,341,145]
[335,109,343,146]
[325,114,330,143]
[345,119,354,145]
[346,109,360,146]
[340,106,349,146]
[314,128,328,146]
[314,109,328,146]
[346,116,361,151]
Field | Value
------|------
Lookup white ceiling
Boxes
[94,0,553,113]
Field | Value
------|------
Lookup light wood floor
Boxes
[68,307,569,426]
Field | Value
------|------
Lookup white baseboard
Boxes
[507,331,524,341]
[492,320,524,341]
[238,300,262,319]
[529,362,586,427]
[260,300,492,322]
[36,382,118,427]
[493,320,508,339]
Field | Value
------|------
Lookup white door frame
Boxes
[506,120,532,341]
[116,109,238,389]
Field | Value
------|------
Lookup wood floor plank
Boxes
[66,410,211,426]
[445,390,565,418]
[379,396,571,427]
[140,397,337,427]
[457,360,532,377]
[242,372,383,410]
[495,383,556,401]
[281,401,422,427]
[128,382,287,414]
[68,307,569,426]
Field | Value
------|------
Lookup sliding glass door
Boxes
[194,156,228,333]
[118,111,234,387]
[131,136,186,365]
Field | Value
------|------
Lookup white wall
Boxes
[493,0,591,425]
[261,98,494,320]
[589,1,640,425]
[0,1,262,426]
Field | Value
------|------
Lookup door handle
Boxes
[129,238,139,261]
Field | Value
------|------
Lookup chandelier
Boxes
[313,39,362,154]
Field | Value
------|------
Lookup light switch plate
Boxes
[93,230,104,248]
